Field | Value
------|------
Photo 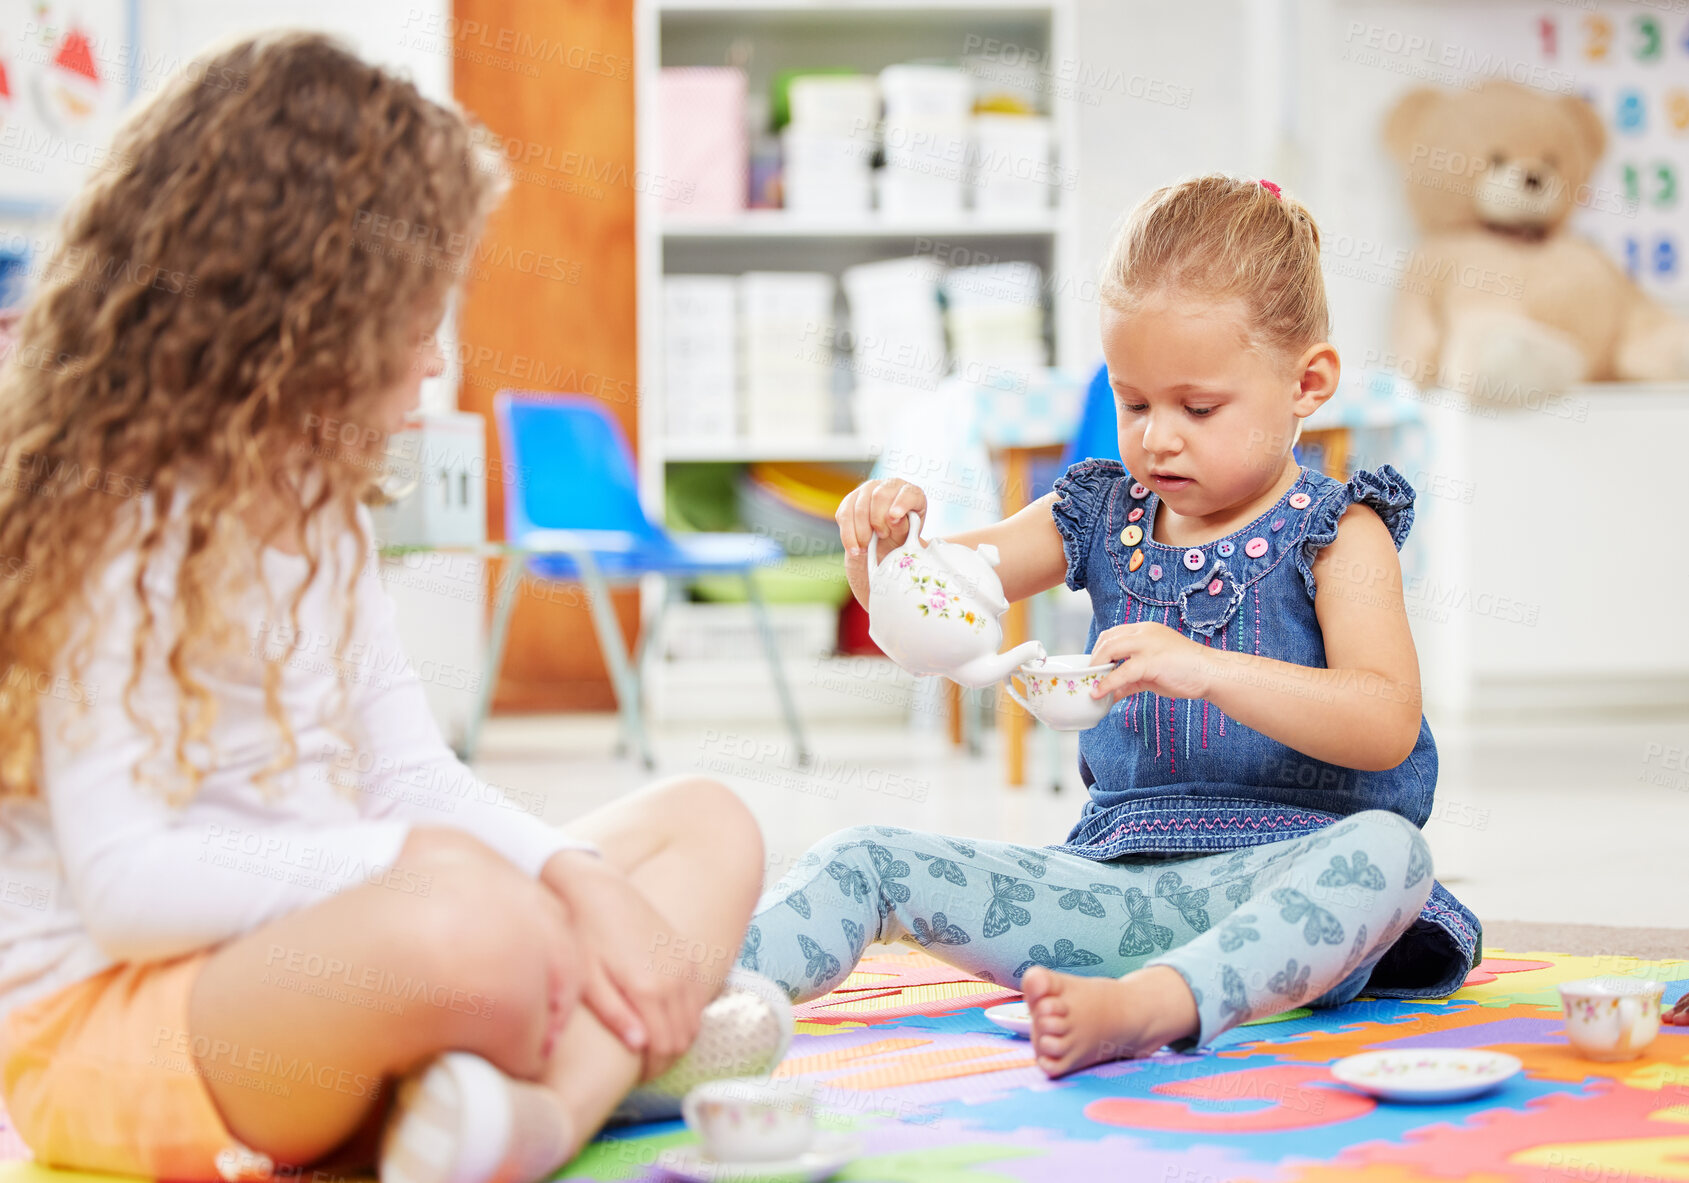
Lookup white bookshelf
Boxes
[663,211,1064,240]
[661,436,882,463]
[635,0,1081,485]
[634,0,1081,720]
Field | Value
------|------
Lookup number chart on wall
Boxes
[1534,3,1687,301]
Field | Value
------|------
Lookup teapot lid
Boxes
[932,536,1008,615]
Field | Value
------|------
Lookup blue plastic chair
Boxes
[464,392,809,767]
[1061,363,1120,470]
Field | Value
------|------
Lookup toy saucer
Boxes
[983,1001,1033,1038]
[1330,1049,1522,1102]
[654,1132,859,1183]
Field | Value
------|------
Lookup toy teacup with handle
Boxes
[1558,977,1665,1061]
[866,510,1045,687]
[1004,654,1117,731]
[681,1077,816,1163]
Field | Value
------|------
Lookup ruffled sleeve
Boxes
[1050,459,1124,592]
[1296,465,1416,598]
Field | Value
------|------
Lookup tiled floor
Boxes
[471,708,1689,932]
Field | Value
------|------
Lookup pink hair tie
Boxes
[1259,179,1282,199]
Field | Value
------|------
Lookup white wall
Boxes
[1069,0,1263,367]
[138,1,452,100]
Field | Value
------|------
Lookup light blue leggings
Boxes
[738,810,1435,1046]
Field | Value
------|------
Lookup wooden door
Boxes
[453,0,638,711]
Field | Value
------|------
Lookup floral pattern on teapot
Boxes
[866,510,1045,687]
[909,572,987,631]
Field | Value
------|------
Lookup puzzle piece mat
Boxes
[2,947,1687,1183]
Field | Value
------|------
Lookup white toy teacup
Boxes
[1558,977,1665,1061]
[681,1077,816,1163]
[1004,654,1117,731]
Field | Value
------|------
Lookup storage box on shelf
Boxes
[878,63,973,218]
[663,275,738,440]
[739,270,835,438]
[782,73,877,215]
[656,66,748,216]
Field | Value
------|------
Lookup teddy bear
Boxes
[1382,80,1689,404]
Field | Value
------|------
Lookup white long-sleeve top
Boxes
[0,499,588,1021]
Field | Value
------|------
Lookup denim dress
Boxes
[1048,459,1480,1000]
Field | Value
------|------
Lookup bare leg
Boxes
[187,776,763,1167]
[535,777,765,1140]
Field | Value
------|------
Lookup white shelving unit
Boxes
[661,436,883,463]
[634,0,1081,721]
[662,211,1064,239]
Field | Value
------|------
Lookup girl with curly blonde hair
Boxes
[0,32,782,1183]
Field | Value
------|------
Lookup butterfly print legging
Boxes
[739,809,1435,1047]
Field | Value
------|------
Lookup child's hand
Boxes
[837,478,928,557]
[1667,995,1689,1026]
[1087,622,1215,702]
[541,851,709,1081]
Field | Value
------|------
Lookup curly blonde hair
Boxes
[1100,174,1330,360]
[0,31,505,800]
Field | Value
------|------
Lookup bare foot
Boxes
[1021,964,1200,1078]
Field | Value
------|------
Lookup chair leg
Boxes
[459,555,523,763]
[617,576,668,759]
[961,684,984,759]
[577,554,656,769]
[743,572,809,766]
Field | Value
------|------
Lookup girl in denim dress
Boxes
[741,174,1479,1078]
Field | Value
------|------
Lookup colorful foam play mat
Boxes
[3,946,1688,1182]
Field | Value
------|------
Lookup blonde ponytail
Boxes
[1100,174,1329,360]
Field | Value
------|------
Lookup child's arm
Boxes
[37,552,432,961]
[43,716,423,962]
[837,479,1069,608]
[1089,504,1423,771]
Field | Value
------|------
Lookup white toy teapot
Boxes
[866,511,1045,688]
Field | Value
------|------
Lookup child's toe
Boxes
[1031,994,1068,1020]
[1032,1011,1070,1036]
[1037,1043,1083,1078]
[1020,966,1054,999]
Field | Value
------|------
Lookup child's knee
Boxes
[1348,810,1431,871]
[652,776,761,843]
[818,824,879,855]
[370,857,560,1068]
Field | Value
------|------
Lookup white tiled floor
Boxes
[471,709,1689,931]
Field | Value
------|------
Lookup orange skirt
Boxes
[1,953,258,1181]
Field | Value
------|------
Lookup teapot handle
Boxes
[868,510,922,572]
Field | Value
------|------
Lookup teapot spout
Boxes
[950,640,1048,689]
